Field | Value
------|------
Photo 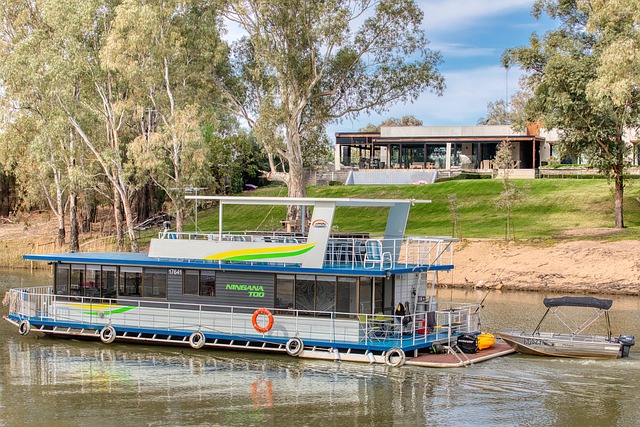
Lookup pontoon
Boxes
[4,196,505,367]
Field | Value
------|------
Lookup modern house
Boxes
[333,125,553,179]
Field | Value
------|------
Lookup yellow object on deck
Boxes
[477,333,496,350]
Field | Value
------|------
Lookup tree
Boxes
[220,0,444,220]
[477,89,532,127]
[103,0,227,232]
[494,140,526,241]
[503,0,637,228]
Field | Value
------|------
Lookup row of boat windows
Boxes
[53,264,394,314]
[54,264,215,299]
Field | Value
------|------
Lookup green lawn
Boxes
[183,178,640,241]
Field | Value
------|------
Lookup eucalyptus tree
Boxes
[504,0,640,228]
[102,0,228,231]
[220,0,444,220]
[0,0,96,250]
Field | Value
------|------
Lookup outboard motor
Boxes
[618,335,635,358]
[457,333,478,354]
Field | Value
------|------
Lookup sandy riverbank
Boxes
[449,238,640,295]
[2,214,639,295]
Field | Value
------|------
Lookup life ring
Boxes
[18,320,31,336]
[99,325,117,344]
[285,337,304,356]
[189,331,206,349]
[252,308,274,333]
[384,347,406,367]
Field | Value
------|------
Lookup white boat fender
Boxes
[99,325,117,344]
[384,347,406,367]
[189,331,206,349]
[18,320,31,336]
[285,337,304,356]
[367,351,376,364]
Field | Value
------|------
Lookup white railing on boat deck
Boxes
[6,288,479,348]
[156,231,455,269]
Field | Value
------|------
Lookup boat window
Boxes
[374,277,384,314]
[119,266,142,297]
[295,275,315,312]
[70,264,85,297]
[55,264,70,295]
[275,275,294,309]
[183,270,199,295]
[336,277,357,316]
[182,270,216,297]
[316,276,336,313]
[143,268,168,299]
[359,277,373,313]
[101,266,117,299]
[84,265,101,298]
[199,271,216,297]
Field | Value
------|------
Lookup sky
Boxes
[327,0,558,135]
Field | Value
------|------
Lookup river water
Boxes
[1,269,639,426]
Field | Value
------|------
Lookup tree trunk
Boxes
[176,206,184,232]
[286,162,307,221]
[69,191,79,252]
[113,186,125,251]
[614,171,624,229]
[57,227,66,248]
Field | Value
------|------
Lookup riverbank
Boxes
[1,213,639,295]
[449,237,640,295]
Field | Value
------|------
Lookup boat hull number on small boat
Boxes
[252,308,274,333]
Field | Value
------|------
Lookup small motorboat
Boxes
[499,296,634,359]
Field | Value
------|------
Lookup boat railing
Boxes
[6,288,479,349]
[156,231,454,270]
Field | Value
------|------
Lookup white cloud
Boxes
[327,65,524,136]
[430,42,498,58]
[420,0,534,34]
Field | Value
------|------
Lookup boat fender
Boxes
[18,320,31,336]
[99,325,117,344]
[189,331,206,349]
[285,337,304,356]
[252,308,274,333]
[384,347,406,367]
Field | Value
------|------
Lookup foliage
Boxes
[219,0,445,216]
[477,90,532,128]
[503,0,638,228]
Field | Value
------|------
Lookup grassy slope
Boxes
[186,178,640,241]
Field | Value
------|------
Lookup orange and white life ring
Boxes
[252,308,274,333]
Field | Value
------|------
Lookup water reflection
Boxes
[1,270,640,426]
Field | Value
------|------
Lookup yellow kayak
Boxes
[477,333,496,350]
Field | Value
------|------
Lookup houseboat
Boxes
[4,196,509,367]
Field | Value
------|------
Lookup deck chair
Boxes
[363,239,393,269]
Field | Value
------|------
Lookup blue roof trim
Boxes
[24,252,453,275]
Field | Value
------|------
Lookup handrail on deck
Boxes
[6,287,478,349]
